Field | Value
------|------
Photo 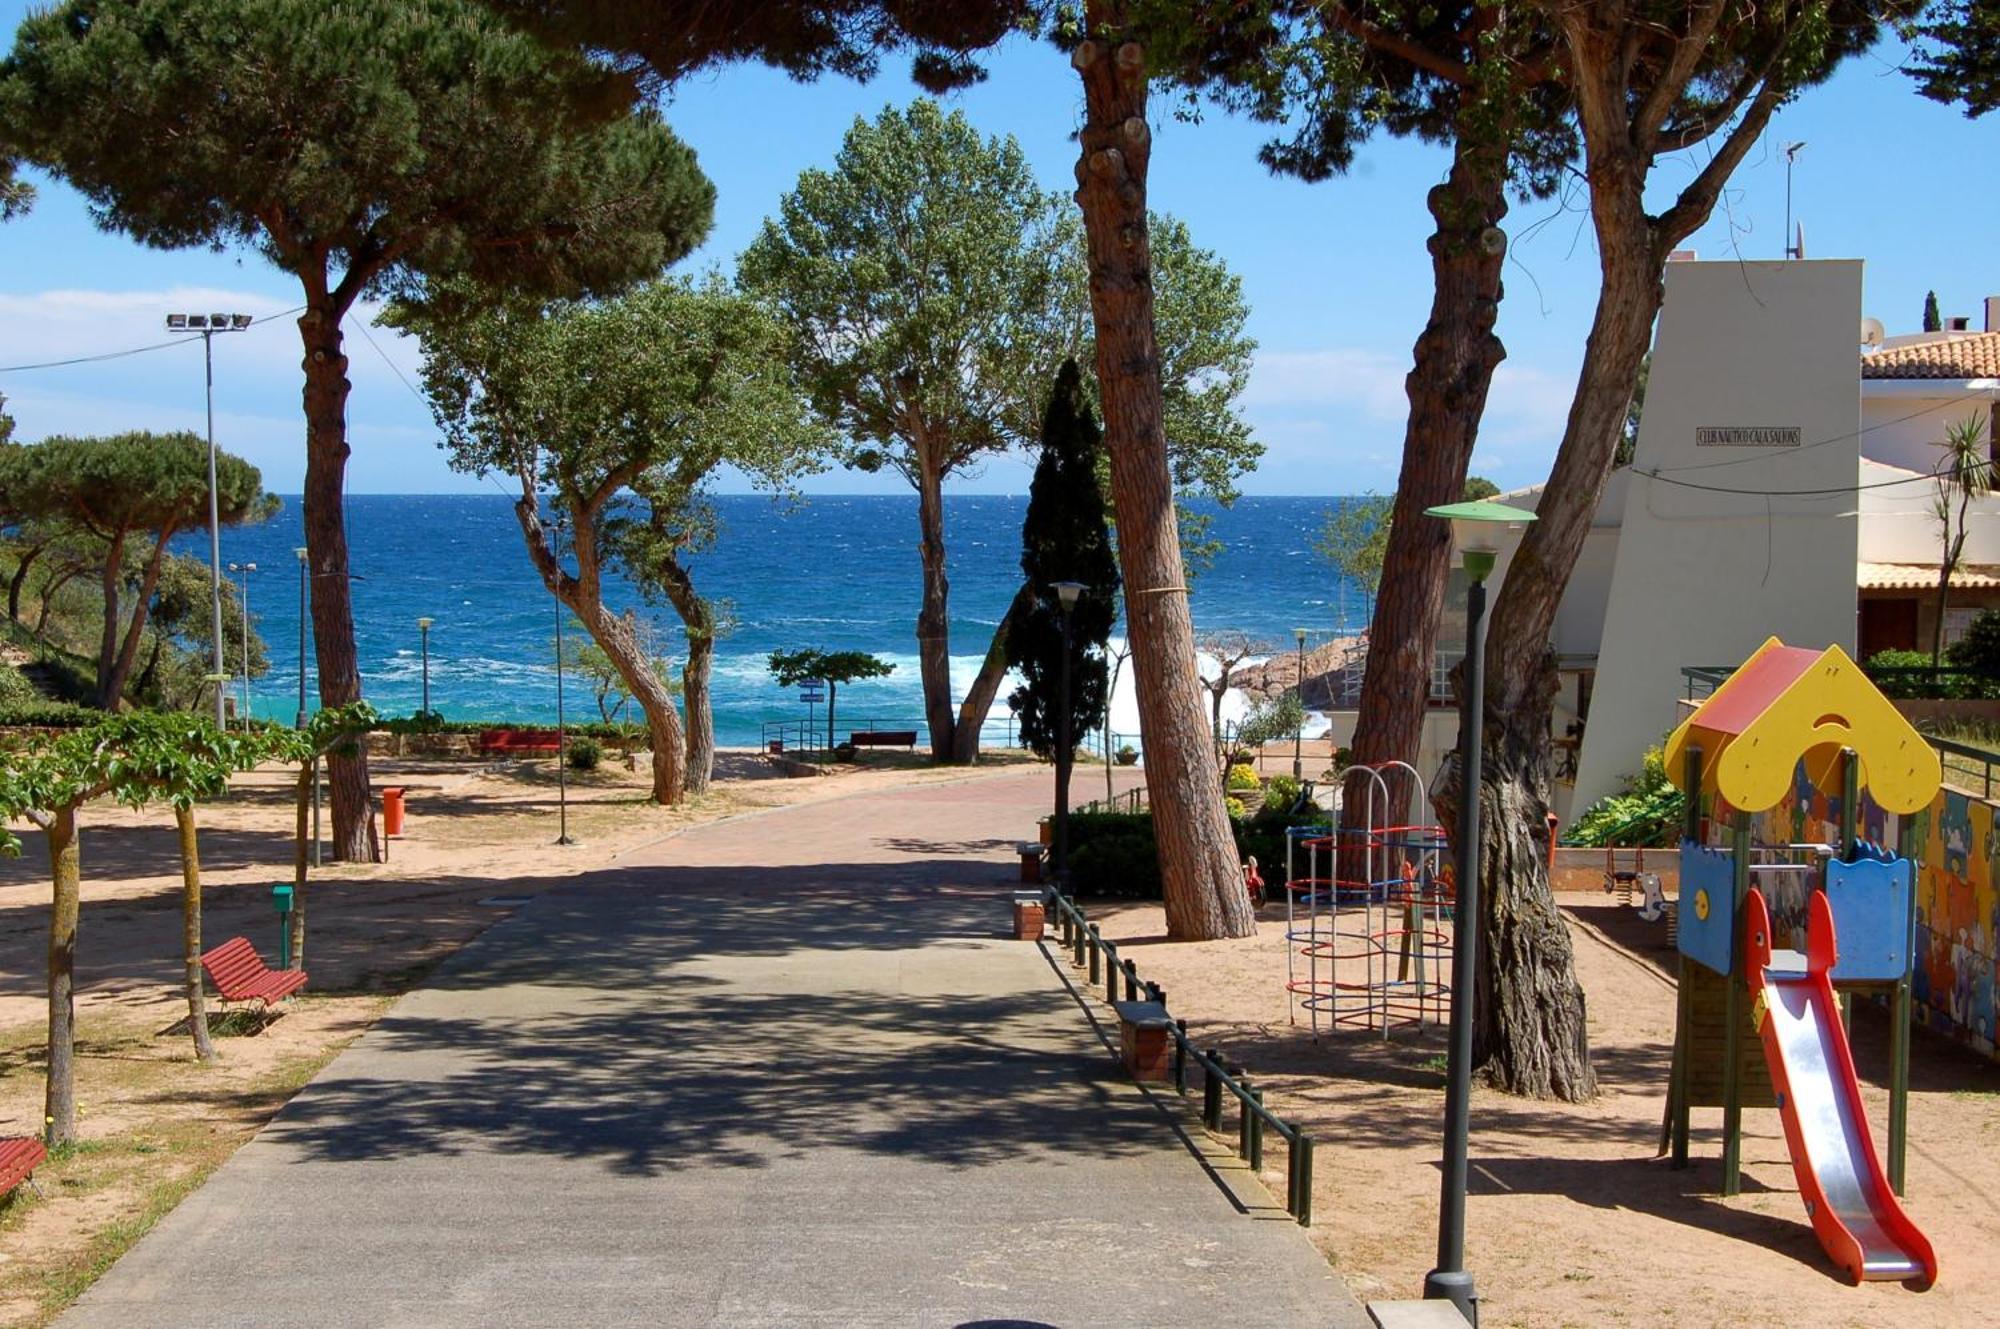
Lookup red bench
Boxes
[201,937,308,1015]
[478,729,562,757]
[0,1137,45,1201]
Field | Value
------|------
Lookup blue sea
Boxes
[194,494,1369,747]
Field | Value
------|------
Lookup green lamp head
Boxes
[1423,499,1537,582]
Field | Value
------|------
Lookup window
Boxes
[1946,606,1979,649]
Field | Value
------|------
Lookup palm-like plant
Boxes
[1932,414,1994,666]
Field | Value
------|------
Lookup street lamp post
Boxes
[166,312,252,729]
[1051,581,1086,880]
[417,617,434,716]
[550,514,574,847]
[1293,626,1308,779]
[228,562,256,727]
[294,548,309,729]
[1420,498,1536,1324]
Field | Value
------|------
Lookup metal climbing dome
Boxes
[1284,761,1454,1037]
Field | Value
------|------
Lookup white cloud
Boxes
[1243,347,1409,420]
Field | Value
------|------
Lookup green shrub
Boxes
[1262,774,1303,815]
[0,663,38,708]
[1947,610,2000,692]
[1224,762,1260,793]
[1565,745,1683,848]
[1065,807,1327,898]
[566,736,602,770]
[0,700,97,729]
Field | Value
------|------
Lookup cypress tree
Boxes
[1924,290,1943,332]
[1007,360,1120,757]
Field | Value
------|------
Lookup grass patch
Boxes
[0,1018,367,1326]
[37,1166,209,1320]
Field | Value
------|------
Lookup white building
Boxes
[1493,261,2000,818]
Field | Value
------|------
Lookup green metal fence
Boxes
[1042,885,1315,1226]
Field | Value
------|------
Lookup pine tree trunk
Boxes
[101,535,172,712]
[915,457,957,762]
[508,499,686,804]
[1433,653,1596,1100]
[290,762,311,969]
[652,552,715,794]
[1346,129,1510,857]
[950,583,1032,763]
[682,634,714,793]
[175,804,214,1062]
[1460,148,1660,1100]
[7,539,44,623]
[299,297,378,863]
[43,805,79,1145]
[1073,15,1253,941]
[94,530,125,709]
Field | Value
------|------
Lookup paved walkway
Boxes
[62,770,1364,1328]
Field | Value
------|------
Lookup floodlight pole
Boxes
[169,313,250,729]
[229,562,256,726]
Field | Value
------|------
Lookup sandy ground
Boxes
[1084,889,2000,1329]
[0,745,1039,1326]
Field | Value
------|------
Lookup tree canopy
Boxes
[398,273,828,798]
[767,649,895,690]
[1007,360,1120,757]
[0,0,717,860]
[1908,1,2000,117]
[0,0,711,304]
[738,97,1253,763]
[0,432,272,709]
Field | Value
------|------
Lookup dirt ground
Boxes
[1083,888,2000,1329]
[0,745,1036,1326]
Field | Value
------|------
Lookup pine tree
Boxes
[1924,290,1943,332]
[1007,361,1120,758]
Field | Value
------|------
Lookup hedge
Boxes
[1066,806,1327,899]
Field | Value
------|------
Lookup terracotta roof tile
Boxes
[1861,332,2000,380]
[1857,561,2000,590]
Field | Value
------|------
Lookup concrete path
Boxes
[62,770,1365,1328]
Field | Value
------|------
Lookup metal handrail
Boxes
[758,713,1021,755]
[1042,885,1315,1226]
[1075,784,1149,817]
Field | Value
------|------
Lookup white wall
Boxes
[1860,383,1998,474]
[1571,260,1865,810]
[1858,387,2000,567]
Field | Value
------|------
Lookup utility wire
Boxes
[1638,455,1995,498]
[0,304,306,374]
[1649,386,1997,475]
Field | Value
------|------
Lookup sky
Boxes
[0,14,1992,497]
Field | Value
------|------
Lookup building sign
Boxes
[1695,425,1801,448]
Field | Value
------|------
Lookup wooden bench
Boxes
[201,937,308,1016]
[0,1137,45,1202]
[478,729,562,757]
[847,730,919,749]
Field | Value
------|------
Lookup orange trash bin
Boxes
[382,786,406,838]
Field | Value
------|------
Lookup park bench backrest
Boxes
[0,1137,45,1195]
[201,936,274,1000]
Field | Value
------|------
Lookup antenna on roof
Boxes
[1783,142,1806,259]
[1860,317,1885,350]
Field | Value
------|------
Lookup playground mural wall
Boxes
[1724,767,2000,1060]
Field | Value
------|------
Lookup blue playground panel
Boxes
[1678,839,1737,976]
[1823,852,1914,984]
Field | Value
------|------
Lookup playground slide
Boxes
[1744,889,1937,1287]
